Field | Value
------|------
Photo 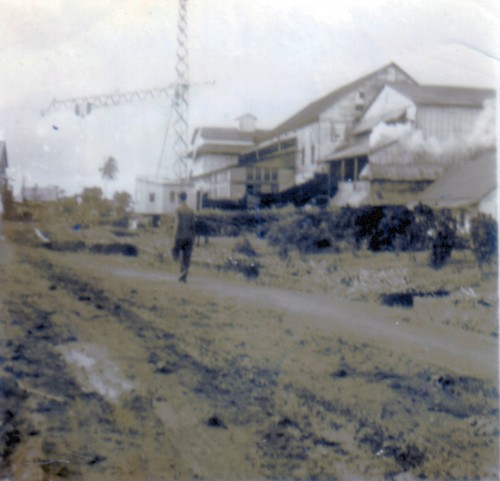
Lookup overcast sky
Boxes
[0,0,498,197]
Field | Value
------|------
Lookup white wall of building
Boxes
[135,178,195,214]
[360,85,414,123]
[192,153,239,177]
[416,105,483,141]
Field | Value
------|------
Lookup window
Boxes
[271,168,278,181]
[301,148,305,166]
[263,168,270,181]
[149,193,155,203]
[355,91,365,111]
[170,191,176,203]
[255,167,262,181]
[247,168,254,180]
[311,145,315,164]
[330,121,338,141]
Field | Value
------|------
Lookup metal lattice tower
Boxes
[172,0,189,179]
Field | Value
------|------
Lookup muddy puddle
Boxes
[57,344,134,401]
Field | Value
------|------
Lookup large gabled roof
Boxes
[417,149,497,208]
[388,84,495,107]
[267,62,414,138]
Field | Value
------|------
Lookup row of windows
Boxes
[211,170,229,183]
[247,183,279,195]
[247,167,278,181]
[148,191,179,203]
[300,145,316,166]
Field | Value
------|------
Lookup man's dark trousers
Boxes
[172,238,193,282]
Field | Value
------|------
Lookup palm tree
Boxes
[99,156,118,197]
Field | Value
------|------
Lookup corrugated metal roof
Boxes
[388,84,495,107]
[416,149,497,208]
[320,135,398,162]
[321,137,370,162]
[353,106,408,135]
[267,63,414,138]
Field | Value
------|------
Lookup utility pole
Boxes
[40,0,205,181]
[172,0,189,180]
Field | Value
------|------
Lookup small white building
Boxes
[135,177,195,214]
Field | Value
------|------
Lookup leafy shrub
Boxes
[330,205,430,252]
[428,210,456,269]
[470,214,497,268]
[266,211,334,255]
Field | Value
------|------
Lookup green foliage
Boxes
[112,191,132,216]
[428,209,456,269]
[99,156,118,181]
[267,211,334,255]
[81,187,105,205]
[470,214,497,268]
[41,188,133,227]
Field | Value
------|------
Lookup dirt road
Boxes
[1,227,499,480]
[105,262,498,380]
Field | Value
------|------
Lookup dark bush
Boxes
[330,205,426,252]
[259,203,461,258]
[429,210,456,269]
[195,210,278,238]
[368,206,415,251]
[470,214,497,268]
[266,211,334,255]
[44,241,86,252]
[89,243,138,257]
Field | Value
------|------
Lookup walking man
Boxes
[172,191,195,283]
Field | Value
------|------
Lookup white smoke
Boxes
[465,97,496,152]
[369,122,412,150]
[369,97,496,166]
[403,130,467,162]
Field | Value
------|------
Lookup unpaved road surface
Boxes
[1,224,499,481]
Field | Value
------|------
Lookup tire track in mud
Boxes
[1,270,126,479]
[24,252,500,480]
[23,253,285,478]
[30,255,281,427]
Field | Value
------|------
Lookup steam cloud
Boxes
[369,98,496,165]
